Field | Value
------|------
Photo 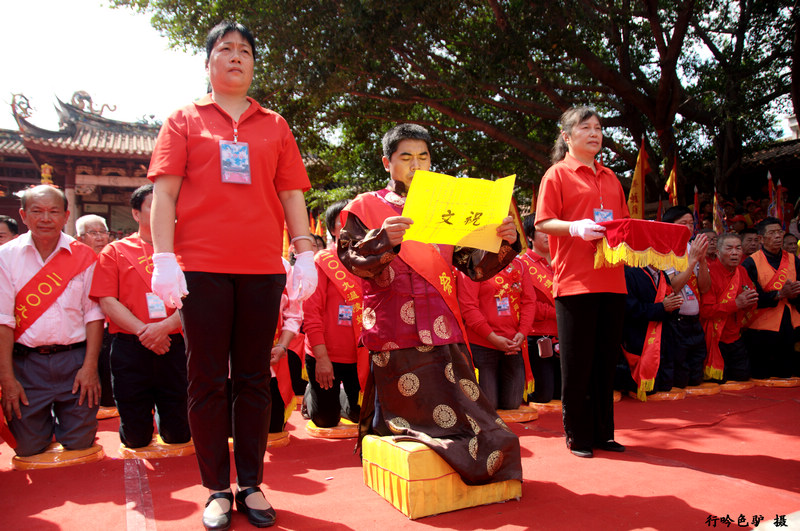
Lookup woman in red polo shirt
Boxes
[534,107,629,459]
[148,21,316,530]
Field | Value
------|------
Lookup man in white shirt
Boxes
[662,206,711,387]
[0,185,104,456]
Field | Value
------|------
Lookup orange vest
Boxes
[747,250,800,331]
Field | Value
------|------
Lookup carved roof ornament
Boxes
[11,94,33,120]
[70,91,117,117]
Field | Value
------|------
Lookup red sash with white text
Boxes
[622,270,670,401]
[14,241,96,341]
[315,249,369,392]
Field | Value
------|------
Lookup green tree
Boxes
[116,0,794,210]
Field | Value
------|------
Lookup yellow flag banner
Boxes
[627,139,649,219]
[401,171,516,253]
[664,161,678,206]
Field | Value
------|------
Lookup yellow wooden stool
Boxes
[306,418,359,439]
[227,431,290,450]
[12,442,105,470]
[119,436,195,459]
[684,382,721,397]
[751,377,800,388]
[96,406,119,420]
[498,404,538,423]
[530,399,561,413]
[719,380,755,391]
[361,434,521,519]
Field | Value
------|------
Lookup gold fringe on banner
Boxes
[594,239,689,271]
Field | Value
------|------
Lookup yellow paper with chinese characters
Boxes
[401,171,516,253]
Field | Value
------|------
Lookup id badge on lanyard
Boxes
[593,208,613,222]
[146,292,168,319]
[220,139,252,184]
[496,297,511,316]
[338,304,353,326]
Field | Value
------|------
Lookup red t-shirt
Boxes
[701,260,754,343]
[90,233,181,335]
[535,153,629,296]
[302,261,358,364]
[457,257,536,349]
[147,95,310,274]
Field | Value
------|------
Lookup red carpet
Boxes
[1,386,798,530]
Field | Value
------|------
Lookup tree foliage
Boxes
[115,0,795,211]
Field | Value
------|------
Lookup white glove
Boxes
[569,219,606,241]
[290,250,318,302]
[151,252,188,309]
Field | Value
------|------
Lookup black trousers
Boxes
[303,354,360,428]
[742,307,798,378]
[665,316,707,387]
[556,293,625,451]
[719,338,751,382]
[181,272,284,491]
[527,335,561,403]
[98,328,115,407]
[471,344,524,410]
[111,333,190,448]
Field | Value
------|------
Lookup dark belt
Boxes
[13,341,86,356]
[675,314,700,322]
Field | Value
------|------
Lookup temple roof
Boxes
[0,129,27,157]
[14,97,159,157]
[742,138,800,167]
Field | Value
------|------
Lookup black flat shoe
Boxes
[570,447,593,458]
[596,440,625,452]
[235,486,277,528]
[203,491,233,531]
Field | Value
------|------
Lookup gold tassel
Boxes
[301,366,309,382]
[704,366,724,381]
[595,239,688,271]
[635,378,655,402]
[474,368,480,383]
[357,391,363,407]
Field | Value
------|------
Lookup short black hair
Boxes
[662,205,693,224]
[523,214,536,243]
[756,216,782,235]
[205,21,257,61]
[739,227,758,237]
[130,183,154,211]
[313,234,326,249]
[382,124,432,160]
[325,200,350,238]
[0,215,18,235]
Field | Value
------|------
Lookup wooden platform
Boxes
[118,436,195,459]
[306,419,359,439]
[497,404,538,423]
[12,443,105,470]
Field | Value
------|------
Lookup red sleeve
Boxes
[517,263,537,336]
[89,244,120,301]
[301,263,327,347]
[457,270,494,340]
[534,166,562,225]
[147,108,189,180]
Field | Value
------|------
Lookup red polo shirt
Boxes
[147,95,310,274]
[90,233,181,335]
[535,153,629,297]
